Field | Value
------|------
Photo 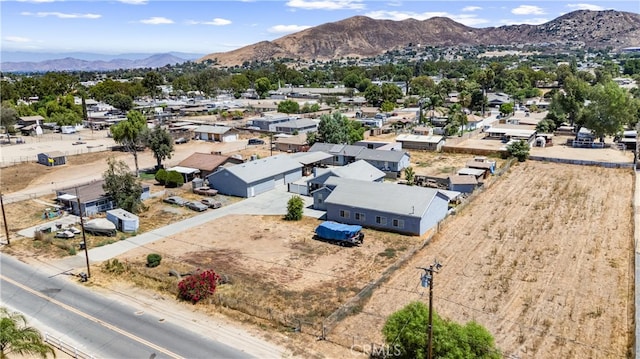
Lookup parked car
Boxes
[55,230,75,239]
[248,138,265,145]
[163,196,187,206]
[201,198,222,209]
[186,201,209,212]
[175,137,189,144]
[67,226,82,234]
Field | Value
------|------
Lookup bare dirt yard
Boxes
[331,161,634,358]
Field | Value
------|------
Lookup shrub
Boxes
[155,168,167,185]
[506,139,530,162]
[177,269,221,304]
[103,258,126,275]
[165,170,184,188]
[284,195,304,221]
[146,253,162,268]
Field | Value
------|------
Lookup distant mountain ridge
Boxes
[200,10,640,66]
[0,52,204,72]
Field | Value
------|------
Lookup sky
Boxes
[1,0,639,55]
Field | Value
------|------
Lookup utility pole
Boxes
[0,193,9,245]
[74,188,91,279]
[417,259,443,359]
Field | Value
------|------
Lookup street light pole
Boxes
[418,259,443,359]
[74,188,91,279]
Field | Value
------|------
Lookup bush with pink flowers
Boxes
[177,269,221,304]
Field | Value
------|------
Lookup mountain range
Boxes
[0,52,203,73]
[200,10,640,66]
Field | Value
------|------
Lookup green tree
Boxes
[316,112,364,144]
[104,93,134,111]
[380,100,396,113]
[404,166,415,185]
[383,301,500,359]
[143,126,174,169]
[0,106,18,140]
[110,110,147,176]
[285,195,304,221]
[364,84,382,106]
[277,99,300,114]
[102,158,145,213]
[142,71,163,99]
[579,80,639,139]
[155,168,168,185]
[380,83,403,104]
[0,307,55,359]
[506,140,530,162]
[499,103,514,116]
[165,170,184,188]
[254,77,272,98]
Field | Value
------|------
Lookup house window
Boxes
[334,156,340,162]
[339,210,350,219]
[355,212,365,221]
[392,219,404,228]
[375,216,387,225]
[317,193,323,204]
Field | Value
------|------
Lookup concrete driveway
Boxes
[50,185,325,271]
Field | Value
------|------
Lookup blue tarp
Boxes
[315,221,362,240]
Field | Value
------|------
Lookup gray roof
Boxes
[449,175,478,185]
[290,151,333,165]
[275,118,317,129]
[193,125,232,134]
[355,148,409,162]
[222,155,302,184]
[395,134,444,144]
[314,160,385,181]
[457,168,485,176]
[309,143,364,156]
[323,177,445,218]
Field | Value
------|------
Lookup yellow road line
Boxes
[1,274,183,359]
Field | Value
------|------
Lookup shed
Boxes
[106,208,139,232]
[37,151,66,166]
[395,134,445,151]
[448,175,478,194]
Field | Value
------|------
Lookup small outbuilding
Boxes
[106,208,139,232]
[38,151,66,166]
[448,175,478,194]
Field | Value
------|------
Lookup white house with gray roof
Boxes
[193,125,238,142]
[206,155,302,197]
[274,118,318,134]
[306,160,385,195]
[314,177,451,236]
[355,148,410,175]
[308,143,366,166]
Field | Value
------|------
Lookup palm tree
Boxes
[0,307,55,358]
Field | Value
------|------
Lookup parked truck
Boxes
[314,221,364,246]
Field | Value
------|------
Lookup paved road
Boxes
[0,253,272,359]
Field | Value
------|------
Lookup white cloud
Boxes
[4,36,31,43]
[187,18,232,26]
[268,24,312,33]
[118,0,148,4]
[499,17,550,25]
[20,11,101,19]
[566,3,605,11]
[140,17,174,25]
[387,1,402,6]
[286,0,365,10]
[462,6,482,12]
[364,10,448,21]
[450,14,490,26]
[511,5,546,15]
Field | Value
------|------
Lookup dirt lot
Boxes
[330,161,634,358]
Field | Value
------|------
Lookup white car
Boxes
[55,230,75,239]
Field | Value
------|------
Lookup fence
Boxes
[528,155,634,168]
[44,333,95,359]
[0,146,111,168]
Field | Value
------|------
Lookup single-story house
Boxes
[304,159,385,196]
[249,114,296,131]
[206,155,303,197]
[193,125,238,142]
[448,175,478,194]
[177,152,243,179]
[289,151,333,176]
[313,177,451,236]
[308,143,365,166]
[274,134,309,153]
[354,140,402,151]
[56,180,151,216]
[273,118,318,134]
[37,151,66,166]
[106,208,139,232]
[395,134,445,151]
[465,157,496,178]
[355,148,411,175]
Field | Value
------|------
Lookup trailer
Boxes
[314,221,364,246]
